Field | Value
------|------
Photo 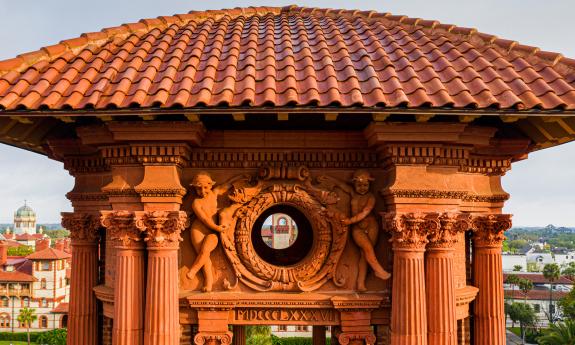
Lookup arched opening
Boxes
[251,205,313,266]
[60,314,68,328]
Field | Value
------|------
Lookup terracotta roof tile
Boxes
[1,6,575,111]
[0,271,36,282]
[26,247,71,260]
[504,273,574,285]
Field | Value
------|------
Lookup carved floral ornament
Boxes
[470,214,512,247]
[61,212,101,243]
[194,332,233,345]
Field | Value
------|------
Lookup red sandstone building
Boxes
[1,5,575,345]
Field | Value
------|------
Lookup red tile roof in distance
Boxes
[26,247,71,260]
[1,6,575,111]
[0,271,36,282]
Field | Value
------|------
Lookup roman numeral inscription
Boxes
[234,309,336,323]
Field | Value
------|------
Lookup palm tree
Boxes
[506,274,520,302]
[518,278,533,304]
[543,263,561,323]
[17,307,37,345]
[513,265,523,272]
[538,320,575,345]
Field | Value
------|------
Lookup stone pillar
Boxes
[471,214,511,345]
[232,326,246,345]
[101,211,146,345]
[332,296,381,345]
[313,326,326,345]
[425,214,470,345]
[62,213,101,345]
[137,211,188,345]
[384,213,435,345]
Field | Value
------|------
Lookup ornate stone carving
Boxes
[185,168,354,293]
[338,332,377,345]
[186,172,250,292]
[383,212,439,250]
[100,211,142,247]
[427,213,472,249]
[471,214,512,247]
[101,144,191,167]
[135,211,189,248]
[382,189,510,203]
[318,170,390,291]
[61,212,101,243]
[194,332,233,345]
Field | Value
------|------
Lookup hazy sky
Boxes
[0,0,574,225]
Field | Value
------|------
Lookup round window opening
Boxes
[251,205,313,266]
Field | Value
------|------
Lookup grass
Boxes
[0,341,35,345]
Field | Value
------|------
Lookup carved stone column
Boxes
[62,212,101,345]
[313,326,326,345]
[136,211,188,345]
[384,213,435,345]
[101,211,145,345]
[232,326,246,345]
[332,296,381,345]
[471,214,512,345]
[425,214,470,345]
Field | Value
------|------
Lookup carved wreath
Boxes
[219,180,347,292]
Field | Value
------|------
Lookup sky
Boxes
[0,0,574,225]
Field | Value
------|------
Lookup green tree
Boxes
[538,320,575,345]
[36,329,67,345]
[513,265,523,272]
[559,287,575,320]
[506,302,537,344]
[562,262,575,280]
[17,307,37,345]
[518,278,534,303]
[7,245,34,256]
[247,326,272,345]
[506,274,520,302]
[543,263,561,323]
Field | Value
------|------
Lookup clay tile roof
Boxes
[504,272,574,285]
[51,302,69,313]
[505,289,569,301]
[1,6,575,111]
[0,271,36,282]
[26,247,71,260]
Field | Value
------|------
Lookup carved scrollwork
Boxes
[194,332,233,345]
[135,211,189,248]
[471,214,512,247]
[100,211,142,247]
[338,332,376,345]
[61,212,101,244]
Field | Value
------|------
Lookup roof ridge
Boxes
[282,6,575,76]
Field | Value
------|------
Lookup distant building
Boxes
[0,236,71,331]
[13,203,37,235]
[502,254,528,272]
[261,214,298,249]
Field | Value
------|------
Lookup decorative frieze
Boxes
[382,189,509,203]
[63,155,109,175]
[100,144,191,167]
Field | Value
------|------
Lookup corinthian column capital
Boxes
[383,212,439,250]
[427,213,472,249]
[135,211,189,249]
[61,212,101,244]
[471,214,512,248]
[100,211,143,248]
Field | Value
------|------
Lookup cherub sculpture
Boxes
[186,172,248,292]
[319,170,391,291]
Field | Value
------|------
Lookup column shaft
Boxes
[232,326,246,345]
[144,249,180,345]
[391,249,427,345]
[313,326,326,345]
[473,246,505,345]
[67,242,99,345]
[425,248,457,345]
[113,247,145,345]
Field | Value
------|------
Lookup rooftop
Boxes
[0,6,575,152]
[504,272,574,285]
[26,247,71,260]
